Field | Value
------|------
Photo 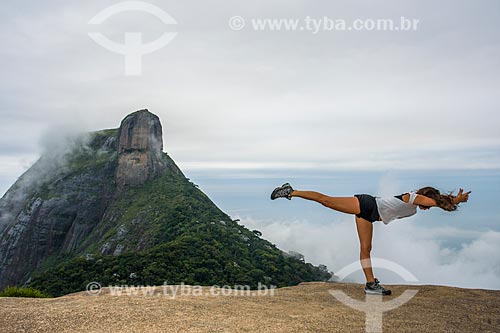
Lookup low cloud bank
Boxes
[240,216,500,290]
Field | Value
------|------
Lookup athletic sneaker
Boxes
[270,183,294,200]
[364,278,392,295]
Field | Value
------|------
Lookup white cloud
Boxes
[240,215,500,290]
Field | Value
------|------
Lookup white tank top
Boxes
[375,192,418,224]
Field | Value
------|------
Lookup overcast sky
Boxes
[1,0,499,184]
[1,0,499,288]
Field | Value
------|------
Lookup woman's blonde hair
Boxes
[416,186,457,211]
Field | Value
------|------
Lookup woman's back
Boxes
[375,192,418,224]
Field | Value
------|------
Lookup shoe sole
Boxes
[364,289,392,296]
[270,185,292,200]
[270,188,280,200]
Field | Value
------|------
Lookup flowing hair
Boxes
[416,186,457,211]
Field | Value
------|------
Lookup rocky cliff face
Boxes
[0,129,118,288]
[0,110,181,288]
[115,110,167,188]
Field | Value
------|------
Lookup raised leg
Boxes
[290,190,361,215]
[355,216,375,283]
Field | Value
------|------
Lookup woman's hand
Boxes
[452,188,471,204]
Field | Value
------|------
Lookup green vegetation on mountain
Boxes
[30,167,330,296]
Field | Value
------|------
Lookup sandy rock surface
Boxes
[1,282,499,333]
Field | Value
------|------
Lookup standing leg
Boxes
[355,216,375,283]
[290,190,361,215]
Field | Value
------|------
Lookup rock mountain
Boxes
[0,109,330,295]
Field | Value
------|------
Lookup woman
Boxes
[270,183,471,295]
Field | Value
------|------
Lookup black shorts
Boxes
[354,194,381,223]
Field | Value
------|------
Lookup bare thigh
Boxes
[319,196,361,215]
[291,191,361,215]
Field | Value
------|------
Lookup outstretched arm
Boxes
[413,194,437,207]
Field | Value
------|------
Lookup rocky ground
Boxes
[0,282,499,332]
